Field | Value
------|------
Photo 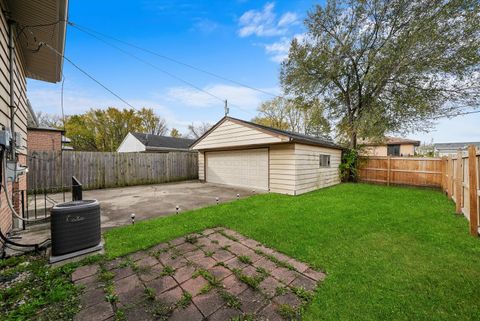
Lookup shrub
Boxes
[339,149,360,182]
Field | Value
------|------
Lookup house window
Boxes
[319,154,330,167]
[387,144,401,156]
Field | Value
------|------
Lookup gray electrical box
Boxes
[0,129,11,148]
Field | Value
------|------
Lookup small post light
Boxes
[236,193,240,200]
[215,197,219,205]
[131,213,135,225]
[176,205,180,214]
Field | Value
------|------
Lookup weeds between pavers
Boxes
[229,314,255,321]
[218,230,239,242]
[254,249,296,271]
[205,251,215,258]
[277,303,299,320]
[231,268,266,290]
[160,265,175,276]
[185,235,198,244]
[151,290,193,319]
[144,287,156,301]
[192,268,242,309]
[238,255,252,265]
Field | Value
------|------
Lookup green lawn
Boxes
[105,183,480,321]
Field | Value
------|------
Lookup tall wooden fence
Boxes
[27,151,198,192]
[359,156,443,187]
[359,145,479,236]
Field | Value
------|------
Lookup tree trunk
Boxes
[350,131,357,149]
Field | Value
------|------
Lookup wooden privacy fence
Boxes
[359,145,480,236]
[358,156,443,187]
[27,151,198,192]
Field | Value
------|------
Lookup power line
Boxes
[42,42,138,110]
[68,21,278,98]
[433,109,480,119]
[69,24,226,104]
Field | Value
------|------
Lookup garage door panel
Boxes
[206,149,268,190]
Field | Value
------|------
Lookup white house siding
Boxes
[193,119,286,150]
[269,144,296,195]
[117,133,146,153]
[0,6,29,234]
[198,151,205,180]
[294,143,341,195]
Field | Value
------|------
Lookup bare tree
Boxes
[187,122,212,139]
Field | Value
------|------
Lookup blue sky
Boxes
[28,0,479,143]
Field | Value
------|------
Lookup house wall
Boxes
[193,119,286,150]
[117,133,146,153]
[294,143,342,195]
[28,130,62,151]
[269,144,296,195]
[0,6,29,235]
[361,144,415,156]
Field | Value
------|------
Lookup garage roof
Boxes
[191,116,343,150]
[132,132,195,151]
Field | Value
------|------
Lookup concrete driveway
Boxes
[10,181,258,257]
[28,181,258,229]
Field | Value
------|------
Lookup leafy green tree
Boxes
[252,96,330,136]
[169,128,182,137]
[64,107,168,151]
[281,0,480,148]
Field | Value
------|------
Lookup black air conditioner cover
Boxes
[50,200,101,256]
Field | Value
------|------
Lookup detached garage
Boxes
[191,117,343,195]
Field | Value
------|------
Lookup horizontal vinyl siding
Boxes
[194,120,285,150]
[269,144,295,195]
[198,152,205,180]
[294,144,341,195]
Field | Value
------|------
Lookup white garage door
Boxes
[206,148,268,190]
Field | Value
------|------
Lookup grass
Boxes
[100,183,480,320]
[238,255,252,265]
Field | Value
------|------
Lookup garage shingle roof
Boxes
[131,132,195,150]
[191,117,343,150]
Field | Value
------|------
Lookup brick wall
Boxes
[28,130,62,151]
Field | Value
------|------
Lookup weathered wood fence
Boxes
[358,156,443,187]
[359,145,480,236]
[27,151,198,192]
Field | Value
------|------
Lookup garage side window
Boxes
[319,154,331,167]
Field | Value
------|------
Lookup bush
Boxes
[339,149,360,182]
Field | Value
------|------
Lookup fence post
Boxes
[455,151,463,214]
[441,157,447,194]
[447,155,453,199]
[468,145,478,236]
[387,156,391,186]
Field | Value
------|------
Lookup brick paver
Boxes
[73,228,326,320]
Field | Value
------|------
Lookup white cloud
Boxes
[193,18,219,34]
[165,84,278,111]
[264,33,305,63]
[238,2,298,37]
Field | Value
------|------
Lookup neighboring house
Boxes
[0,0,68,236]
[190,116,343,196]
[117,132,195,153]
[27,127,72,151]
[360,136,420,157]
[434,142,480,156]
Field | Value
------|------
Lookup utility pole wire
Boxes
[43,42,138,110]
[70,24,226,104]
[68,21,278,98]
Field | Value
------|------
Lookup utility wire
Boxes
[69,24,226,104]
[68,21,278,98]
[68,24,256,116]
[42,42,138,110]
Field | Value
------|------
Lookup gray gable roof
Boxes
[191,116,343,150]
[434,142,480,150]
[131,133,195,150]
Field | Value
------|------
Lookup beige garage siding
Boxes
[294,144,341,195]
[269,144,296,195]
[194,119,285,150]
[198,152,205,180]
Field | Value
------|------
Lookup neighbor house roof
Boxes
[131,132,195,151]
[360,136,421,146]
[191,116,343,150]
[28,126,65,134]
[7,0,69,83]
[434,142,480,152]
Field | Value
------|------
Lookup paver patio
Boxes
[72,228,326,321]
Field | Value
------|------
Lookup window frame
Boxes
[319,154,331,168]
